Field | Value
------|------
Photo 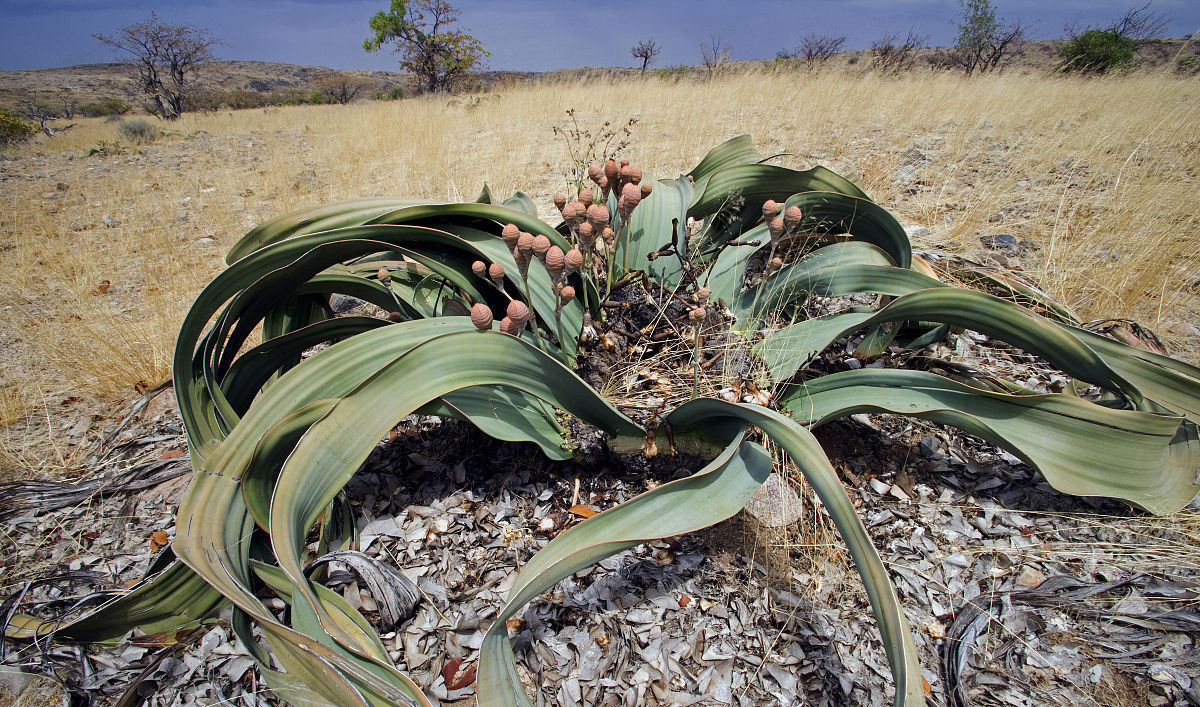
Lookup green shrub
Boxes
[376,84,405,101]
[116,118,159,143]
[654,64,691,81]
[1058,28,1137,74]
[0,108,37,147]
[79,98,132,118]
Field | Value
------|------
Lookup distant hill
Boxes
[1,38,1195,113]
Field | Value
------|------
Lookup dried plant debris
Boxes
[2,408,1197,707]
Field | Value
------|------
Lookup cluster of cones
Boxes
[555,158,652,262]
[469,223,587,335]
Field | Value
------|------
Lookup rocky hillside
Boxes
[1,38,1194,113]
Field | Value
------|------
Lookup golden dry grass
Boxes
[0,68,1197,441]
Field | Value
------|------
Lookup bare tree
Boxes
[1112,2,1169,41]
[778,33,846,70]
[700,36,731,75]
[94,12,218,119]
[871,30,927,73]
[316,73,375,104]
[20,95,76,137]
[631,39,661,74]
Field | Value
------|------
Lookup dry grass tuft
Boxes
[1,69,1197,429]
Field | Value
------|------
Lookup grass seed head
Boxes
[470,303,493,330]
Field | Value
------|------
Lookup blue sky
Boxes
[1,1,1197,72]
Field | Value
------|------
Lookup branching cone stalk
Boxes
[513,249,531,278]
[470,303,493,330]
[577,222,595,255]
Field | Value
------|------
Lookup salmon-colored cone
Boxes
[553,193,566,211]
[640,182,652,197]
[545,245,565,281]
[586,204,609,230]
[470,303,493,330]
[768,217,785,239]
[488,262,505,287]
[784,205,802,231]
[564,248,584,274]
[499,316,516,336]
[377,267,390,280]
[532,234,552,261]
[762,199,780,221]
[471,260,487,278]
[517,232,535,257]
[768,256,784,272]
[587,163,603,184]
[501,223,520,248]
[559,285,576,305]
[604,158,619,183]
[506,300,530,331]
[629,166,643,183]
[579,188,594,207]
[689,307,706,323]
[695,286,710,304]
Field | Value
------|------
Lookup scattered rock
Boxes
[743,472,803,527]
